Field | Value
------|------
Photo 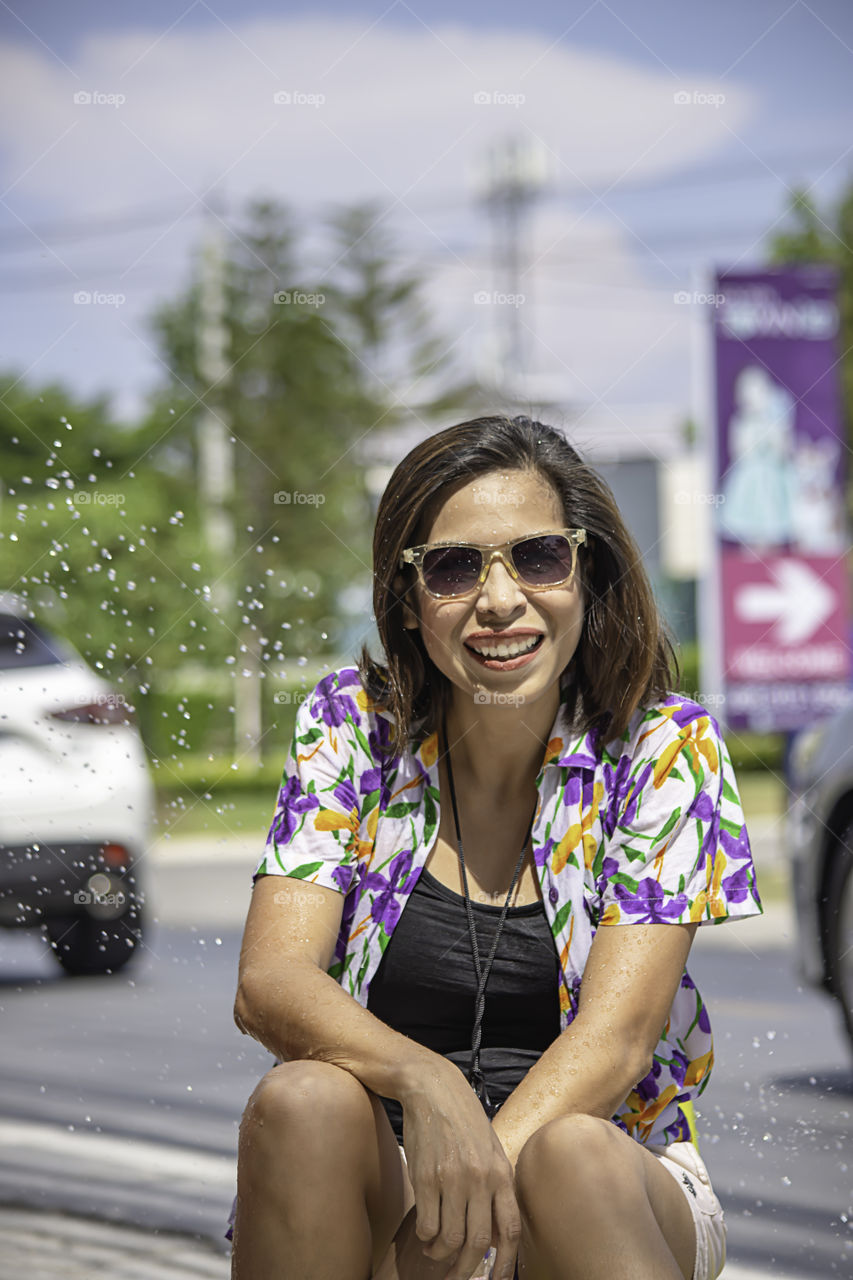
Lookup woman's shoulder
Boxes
[295,664,403,758]
[601,689,727,768]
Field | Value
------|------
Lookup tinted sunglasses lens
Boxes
[422,545,483,595]
[512,535,575,585]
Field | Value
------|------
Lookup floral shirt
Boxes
[254,666,763,1147]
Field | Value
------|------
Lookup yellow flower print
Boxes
[420,732,438,768]
[315,805,374,866]
[651,716,719,791]
[683,1048,713,1088]
[356,688,377,714]
[314,808,358,832]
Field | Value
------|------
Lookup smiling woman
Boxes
[229,415,762,1280]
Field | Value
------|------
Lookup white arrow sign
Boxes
[735,559,835,645]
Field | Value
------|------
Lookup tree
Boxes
[0,198,476,765]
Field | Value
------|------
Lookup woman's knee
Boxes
[241,1059,375,1148]
[515,1113,629,1209]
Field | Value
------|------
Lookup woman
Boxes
[229,415,762,1280]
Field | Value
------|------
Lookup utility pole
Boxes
[197,211,234,570]
[474,136,550,390]
[196,208,262,769]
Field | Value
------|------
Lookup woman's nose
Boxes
[475,556,526,613]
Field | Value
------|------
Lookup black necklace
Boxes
[441,726,536,1119]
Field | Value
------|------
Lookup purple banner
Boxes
[712,266,851,732]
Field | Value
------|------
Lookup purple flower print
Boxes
[334,778,359,813]
[688,789,715,824]
[332,863,357,895]
[368,716,393,757]
[561,773,583,809]
[721,864,751,904]
[602,755,632,838]
[635,1059,661,1102]
[594,855,620,898]
[614,878,688,923]
[620,761,653,828]
[360,766,391,811]
[720,822,752,862]
[535,836,554,868]
[269,775,319,844]
[363,850,417,932]
[669,1050,689,1087]
[314,670,361,728]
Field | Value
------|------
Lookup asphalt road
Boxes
[0,847,850,1278]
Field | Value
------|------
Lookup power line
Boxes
[0,145,848,253]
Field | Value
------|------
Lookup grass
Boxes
[153,789,275,841]
[737,771,787,824]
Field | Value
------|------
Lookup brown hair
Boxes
[358,414,680,755]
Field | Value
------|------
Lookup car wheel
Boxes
[45,908,145,976]
[826,822,853,1048]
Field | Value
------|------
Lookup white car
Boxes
[0,594,154,974]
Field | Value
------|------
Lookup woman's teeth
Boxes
[468,636,541,659]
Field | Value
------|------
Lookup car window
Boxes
[0,613,70,669]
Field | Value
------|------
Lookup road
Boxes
[0,840,850,1277]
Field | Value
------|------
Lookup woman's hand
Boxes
[399,1061,521,1280]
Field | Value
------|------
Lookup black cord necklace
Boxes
[441,726,536,1119]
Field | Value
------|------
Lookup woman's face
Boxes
[403,468,586,714]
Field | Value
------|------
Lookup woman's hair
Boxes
[358,414,680,755]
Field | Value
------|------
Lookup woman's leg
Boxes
[231,1060,413,1280]
[513,1114,697,1280]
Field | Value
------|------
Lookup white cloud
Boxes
[0,15,754,425]
[1,17,752,212]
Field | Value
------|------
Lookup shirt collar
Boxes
[542,697,601,770]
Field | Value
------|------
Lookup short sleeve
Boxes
[253,685,364,896]
[598,707,763,926]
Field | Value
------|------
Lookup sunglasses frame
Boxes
[399,527,587,599]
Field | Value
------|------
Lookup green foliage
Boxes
[1,197,473,764]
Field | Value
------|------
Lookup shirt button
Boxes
[549,886,559,904]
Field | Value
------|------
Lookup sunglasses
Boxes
[400,528,587,599]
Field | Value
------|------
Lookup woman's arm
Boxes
[235,874,438,1098]
[235,874,523,1280]
[491,920,698,1167]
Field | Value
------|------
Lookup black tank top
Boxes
[366,864,561,1143]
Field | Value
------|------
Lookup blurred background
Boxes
[0,2,852,1277]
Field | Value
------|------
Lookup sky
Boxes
[2,0,852,441]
